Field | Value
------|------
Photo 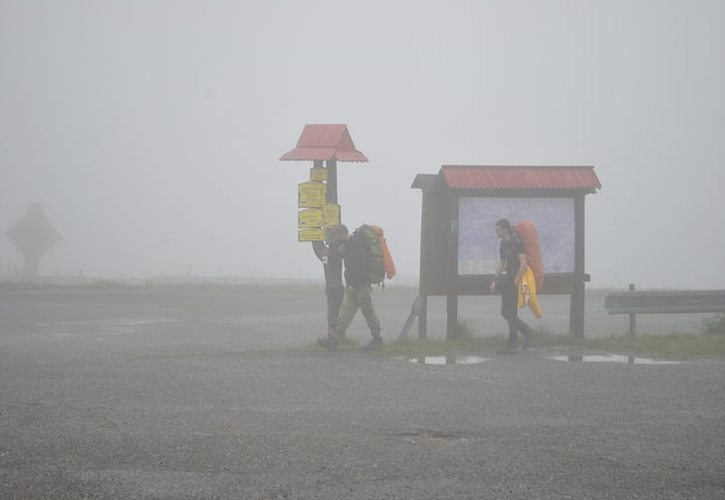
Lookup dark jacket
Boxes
[342,234,369,288]
[313,241,343,289]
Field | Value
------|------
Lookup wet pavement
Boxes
[1,285,724,499]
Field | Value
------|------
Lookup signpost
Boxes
[282,124,368,244]
[281,124,369,336]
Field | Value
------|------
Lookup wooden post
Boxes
[416,187,436,339]
[570,194,586,337]
[311,158,338,257]
[312,159,341,332]
[628,283,637,336]
[326,159,338,204]
[446,195,460,341]
[418,296,427,339]
[570,283,585,338]
[311,160,328,259]
[446,294,458,340]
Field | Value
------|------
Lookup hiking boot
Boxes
[316,336,338,352]
[522,333,534,350]
[363,337,383,352]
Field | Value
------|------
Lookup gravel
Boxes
[1,286,723,499]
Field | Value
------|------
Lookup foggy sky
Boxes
[1,0,724,289]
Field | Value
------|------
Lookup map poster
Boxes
[457,197,575,275]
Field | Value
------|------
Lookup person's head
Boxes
[328,224,349,245]
[495,218,512,240]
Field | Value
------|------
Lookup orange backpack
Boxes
[370,225,396,281]
[514,221,544,289]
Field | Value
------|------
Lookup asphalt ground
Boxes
[1,285,724,499]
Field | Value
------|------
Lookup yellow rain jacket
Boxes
[518,266,543,318]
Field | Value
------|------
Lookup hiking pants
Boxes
[334,284,381,339]
[326,285,345,333]
[500,279,533,346]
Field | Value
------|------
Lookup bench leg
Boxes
[629,313,637,336]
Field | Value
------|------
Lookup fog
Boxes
[2,0,724,289]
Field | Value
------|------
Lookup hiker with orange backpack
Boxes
[489,218,535,353]
[317,224,395,352]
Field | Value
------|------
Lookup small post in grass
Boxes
[628,283,637,336]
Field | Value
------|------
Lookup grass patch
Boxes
[581,334,725,359]
[529,332,725,359]
[383,332,725,360]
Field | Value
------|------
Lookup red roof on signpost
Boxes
[440,165,601,192]
[280,124,368,162]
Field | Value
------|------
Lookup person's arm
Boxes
[312,241,327,262]
[515,252,528,285]
[489,259,504,292]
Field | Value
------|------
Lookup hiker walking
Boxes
[489,218,534,353]
[317,224,383,352]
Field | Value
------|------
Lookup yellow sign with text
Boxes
[322,203,340,228]
[298,181,326,208]
[298,227,326,242]
[298,208,324,229]
[310,166,327,182]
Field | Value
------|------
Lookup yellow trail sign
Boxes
[298,228,326,242]
[322,203,340,227]
[298,181,326,208]
[310,166,328,182]
[298,208,324,229]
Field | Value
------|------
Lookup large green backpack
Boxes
[353,224,386,285]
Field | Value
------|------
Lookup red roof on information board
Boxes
[280,124,368,162]
[440,165,600,192]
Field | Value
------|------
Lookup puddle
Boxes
[393,430,470,446]
[550,354,681,365]
[107,318,179,327]
[409,355,489,366]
